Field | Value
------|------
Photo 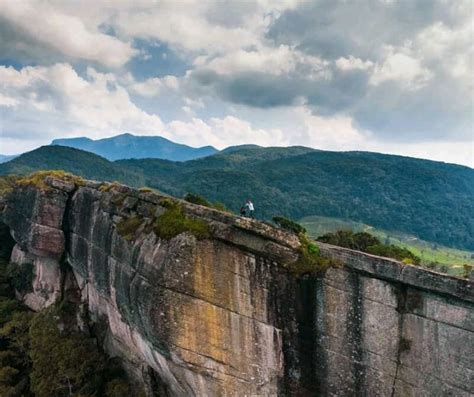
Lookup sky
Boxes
[0,0,472,167]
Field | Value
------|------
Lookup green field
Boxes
[300,215,474,277]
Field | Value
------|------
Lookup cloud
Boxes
[167,115,287,149]
[0,1,136,67]
[127,75,180,97]
[0,0,472,167]
[369,47,433,90]
[196,45,330,79]
[0,63,166,143]
[336,56,373,72]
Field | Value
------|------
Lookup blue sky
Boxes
[0,0,472,167]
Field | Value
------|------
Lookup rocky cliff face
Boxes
[1,175,473,396]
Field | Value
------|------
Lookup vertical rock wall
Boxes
[316,245,473,396]
[1,176,472,396]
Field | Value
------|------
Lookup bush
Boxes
[184,193,211,207]
[463,264,472,279]
[184,192,230,212]
[317,230,379,252]
[272,216,306,235]
[288,235,333,277]
[317,230,421,265]
[6,263,34,295]
[154,202,211,240]
[366,244,420,265]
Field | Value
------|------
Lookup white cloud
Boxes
[128,75,180,97]
[166,115,287,149]
[415,21,473,85]
[0,93,18,107]
[113,3,261,55]
[0,63,166,142]
[0,1,136,67]
[195,45,331,80]
[292,107,369,150]
[336,56,373,71]
[370,47,433,90]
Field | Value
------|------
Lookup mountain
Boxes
[0,154,17,163]
[1,145,473,250]
[0,145,144,187]
[51,133,218,161]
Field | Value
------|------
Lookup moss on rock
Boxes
[16,171,85,191]
[153,201,211,240]
[288,235,334,277]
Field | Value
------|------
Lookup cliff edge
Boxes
[1,173,472,396]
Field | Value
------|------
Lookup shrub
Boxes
[318,230,421,265]
[317,230,379,252]
[272,216,306,235]
[463,264,472,279]
[425,262,437,270]
[6,262,34,295]
[184,193,211,207]
[116,216,143,241]
[366,244,420,265]
[288,235,333,277]
[184,193,230,212]
[154,202,210,240]
[0,176,19,196]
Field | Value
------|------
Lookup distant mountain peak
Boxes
[50,133,218,161]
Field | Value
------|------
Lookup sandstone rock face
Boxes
[1,176,473,396]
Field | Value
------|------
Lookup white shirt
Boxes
[247,202,254,211]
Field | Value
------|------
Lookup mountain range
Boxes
[51,133,218,161]
[1,143,472,251]
[0,154,17,164]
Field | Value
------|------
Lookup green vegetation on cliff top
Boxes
[302,215,474,276]
[1,145,472,251]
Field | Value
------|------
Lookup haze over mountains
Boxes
[1,142,472,251]
[51,133,218,161]
[0,154,17,164]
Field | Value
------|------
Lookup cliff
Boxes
[1,174,473,396]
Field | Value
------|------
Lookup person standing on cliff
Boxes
[245,199,254,219]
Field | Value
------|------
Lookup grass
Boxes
[16,170,85,191]
[287,234,336,277]
[0,176,19,195]
[301,215,474,277]
[153,201,211,240]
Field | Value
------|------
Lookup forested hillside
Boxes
[1,145,472,250]
[0,146,145,187]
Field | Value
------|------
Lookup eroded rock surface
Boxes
[1,176,472,396]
